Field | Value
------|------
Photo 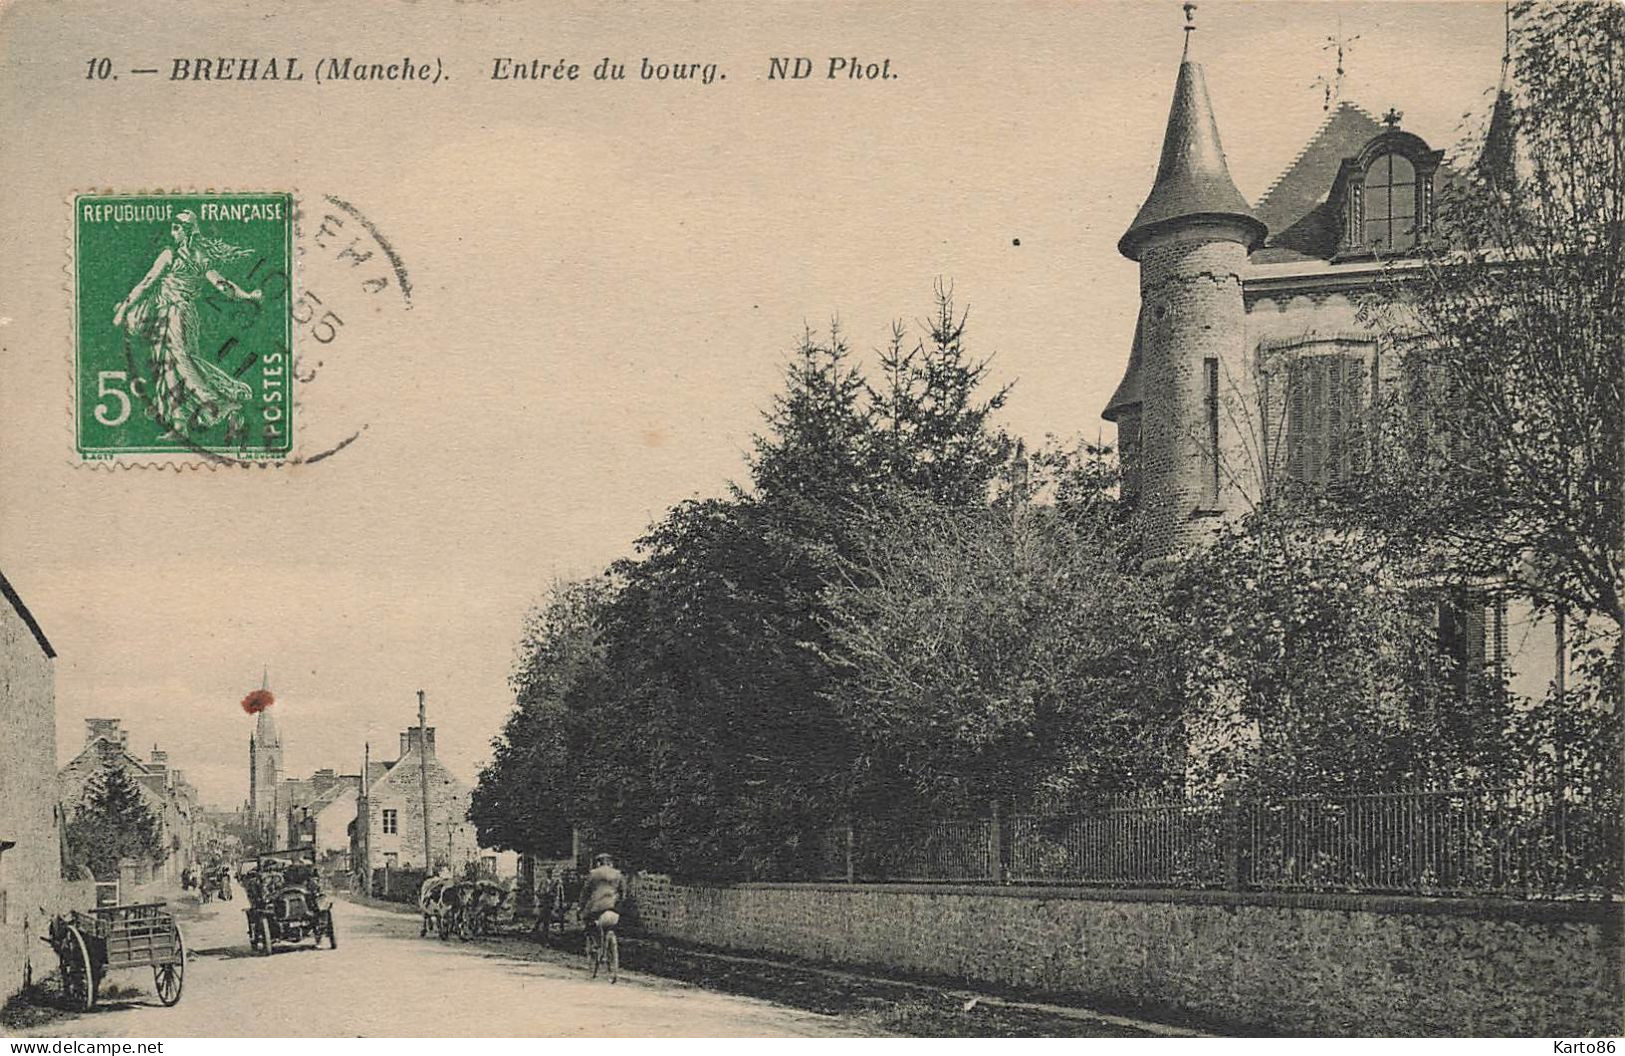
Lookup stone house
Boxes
[58,720,200,886]
[351,726,515,879]
[0,571,63,1000]
[288,772,361,870]
[1101,18,1561,703]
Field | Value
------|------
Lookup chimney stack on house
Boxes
[399,726,436,761]
[84,717,127,748]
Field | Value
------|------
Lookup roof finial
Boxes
[1182,2,1198,59]
[1312,16,1360,112]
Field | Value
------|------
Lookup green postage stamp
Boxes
[74,193,294,460]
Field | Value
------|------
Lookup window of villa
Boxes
[1204,358,1221,503]
[1266,351,1371,492]
[1363,152,1417,251]
[382,808,398,835]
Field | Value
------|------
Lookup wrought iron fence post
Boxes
[1223,790,1243,891]
[990,798,1005,884]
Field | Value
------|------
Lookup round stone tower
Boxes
[1113,7,1266,563]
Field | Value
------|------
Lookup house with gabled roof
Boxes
[350,725,515,884]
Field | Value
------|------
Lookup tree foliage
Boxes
[1167,507,1513,796]
[65,758,164,881]
[1358,1,1623,657]
[822,479,1179,818]
[470,576,611,857]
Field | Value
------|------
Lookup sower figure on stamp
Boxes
[112,210,263,442]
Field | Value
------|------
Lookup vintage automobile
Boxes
[242,847,336,954]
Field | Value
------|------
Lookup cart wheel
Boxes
[57,925,96,1012]
[153,925,185,1006]
[326,910,338,949]
[257,916,273,956]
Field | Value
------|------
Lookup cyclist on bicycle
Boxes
[579,852,624,931]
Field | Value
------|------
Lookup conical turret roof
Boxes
[1119,28,1266,260]
[1479,20,1518,193]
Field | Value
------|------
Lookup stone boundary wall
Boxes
[628,875,1622,1036]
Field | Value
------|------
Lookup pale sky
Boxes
[0,0,1509,808]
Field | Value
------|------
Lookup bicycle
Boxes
[583,910,619,983]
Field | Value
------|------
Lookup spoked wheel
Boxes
[57,926,96,1012]
[256,916,273,956]
[153,925,185,1005]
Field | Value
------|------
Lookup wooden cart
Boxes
[45,902,185,1011]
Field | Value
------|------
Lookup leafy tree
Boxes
[1167,506,1511,796]
[555,298,1020,878]
[471,576,611,857]
[65,758,163,881]
[822,475,1180,818]
[1357,1,1623,670]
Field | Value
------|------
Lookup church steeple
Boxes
[1118,2,1266,260]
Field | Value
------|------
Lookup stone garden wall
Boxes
[629,875,1622,1036]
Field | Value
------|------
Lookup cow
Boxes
[466,878,513,936]
[417,875,453,938]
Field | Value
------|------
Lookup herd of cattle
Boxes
[416,876,514,940]
[416,869,581,942]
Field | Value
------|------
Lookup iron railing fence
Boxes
[1008,802,1228,887]
[1242,787,1621,897]
[807,785,1620,899]
[852,817,995,882]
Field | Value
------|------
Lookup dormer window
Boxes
[1363,152,1417,251]
[1337,125,1442,258]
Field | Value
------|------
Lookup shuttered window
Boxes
[1283,353,1368,490]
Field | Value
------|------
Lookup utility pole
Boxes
[361,741,371,888]
[418,690,433,873]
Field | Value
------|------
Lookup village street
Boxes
[10,886,875,1038]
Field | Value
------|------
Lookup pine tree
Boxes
[869,280,1013,507]
[65,757,164,881]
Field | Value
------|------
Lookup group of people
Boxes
[181,862,234,902]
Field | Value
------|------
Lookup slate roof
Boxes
[307,775,361,814]
[1102,317,1144,422]
[1250,102,1387,264]
[1119,55,1266,260]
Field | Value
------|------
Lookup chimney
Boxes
[399,726,436,761]
[84,718,127,748]
[148,744,169,771]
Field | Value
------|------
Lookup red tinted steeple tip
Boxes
[1119,6,1267,261]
